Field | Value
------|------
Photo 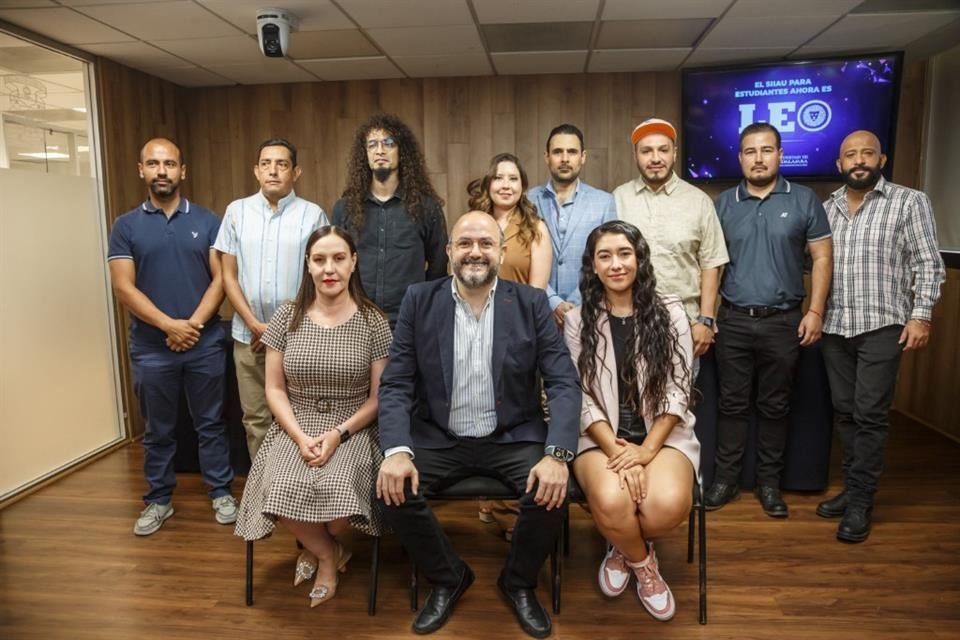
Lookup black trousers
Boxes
[713,305,802,486]
[821,325,903,505]
[381,438,564,591]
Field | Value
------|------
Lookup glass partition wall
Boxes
[0,29,124,501]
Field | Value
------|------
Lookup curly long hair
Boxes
[288,225,383,332]
[339,113,443,229]
[466,152,542,247]
[577,220,690,419]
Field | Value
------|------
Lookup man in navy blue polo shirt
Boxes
[704,123,833,518]
[108,138,236,536]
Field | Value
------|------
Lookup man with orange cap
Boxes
[613,118,728,373]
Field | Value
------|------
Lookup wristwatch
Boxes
[544,445,575,463]
[336,426,352,443]
[697,315,715,328]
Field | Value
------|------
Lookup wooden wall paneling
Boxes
[513,78,541,193]
[467,76,494,182]
[892,61,927,189]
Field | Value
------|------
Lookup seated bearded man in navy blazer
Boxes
[377,211,581,638]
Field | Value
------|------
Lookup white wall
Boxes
[925,44,960,252]
[0,169,124,499]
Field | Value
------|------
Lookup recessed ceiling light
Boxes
[71,107,87,113]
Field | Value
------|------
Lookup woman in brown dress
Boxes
[234,225,391,607]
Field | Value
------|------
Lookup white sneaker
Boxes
[598,544,631,597]
[134,502,174,536]
[627,542,676,621]
[212,495,239,524]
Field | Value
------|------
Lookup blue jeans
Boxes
[131,325,233,505]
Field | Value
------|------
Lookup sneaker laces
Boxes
[141,503,166,522]
[213,496,237,510]
[632,559,666,597]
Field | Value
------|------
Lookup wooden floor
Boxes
[2,413,959,640]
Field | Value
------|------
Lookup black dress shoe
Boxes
[412,565,475,635]
[703,482,739,511]
[755,485,789,518]
[496,574,551,639]
[816,491,849,518]
[837,504,872,543]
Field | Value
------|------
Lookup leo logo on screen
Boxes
[739,99,833,133]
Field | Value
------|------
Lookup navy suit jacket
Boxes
[378,276,581,454]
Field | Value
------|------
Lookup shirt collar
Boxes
[831,175,889,207]
[634,171,679,195]
[258,189,298,211]
[142,197,190,215]
[366,187,403,205]
[735,175,790,201]
[451,276,498,305]
[545,178,581,203]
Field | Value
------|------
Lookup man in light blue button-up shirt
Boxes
[215,138,328,459]
[527,124,616,326]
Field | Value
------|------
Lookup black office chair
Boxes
[245,535,383,615]
[564,475,707,624]
[406,476,564,614]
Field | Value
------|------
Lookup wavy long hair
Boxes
[466,152,542,247]
[288,225,383,332]
[577,220,690,419]
[338,114,443,230]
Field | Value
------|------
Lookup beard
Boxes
[843,164,883,190]
[454,255,497,289]
[745,169,777,188]
[550,165,580,186]
[373,167,396,183]
[149,179,178,197]
[638,160,674,188]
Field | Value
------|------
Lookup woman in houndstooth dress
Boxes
[234,225,391,606]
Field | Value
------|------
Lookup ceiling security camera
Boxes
[256,8,298,58]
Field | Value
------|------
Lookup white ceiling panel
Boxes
[392,53,492,77]
[151,35,263,67]
[206,60,318,84]
[0,7,136,44]
[805,11,960,49]
[473,0,599,24]
[287,30,379,60]
[79,41,191,69]
[297,56,403,81]
[724,0,863,18]
[602,0,731,20]
[367,25,484,57]
[76,1,242,41]
[335,0,473,29]
[685,46,792,66]
[588,47,690,72]
[145,65,234,87]
[0,1,56,7]
[491,50,587,74]
[197,0,355,34]
[700,14,839,47]
[58,0,160,5]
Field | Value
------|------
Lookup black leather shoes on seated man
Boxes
[816,490,849,518]
[413,565,475,635]
[703,482,739,511]
[755,485,789,518]
[837,503,872,543]
[496,573,551,639]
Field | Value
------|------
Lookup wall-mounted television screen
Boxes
[681,52,902,182]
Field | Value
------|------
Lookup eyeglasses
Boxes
[366,137,397,151]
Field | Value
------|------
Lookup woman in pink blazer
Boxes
[563,220,699,622]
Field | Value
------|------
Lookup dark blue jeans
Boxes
[821,325,903,506]
[131,325,233,505]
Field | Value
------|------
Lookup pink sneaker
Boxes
[598,544,631,597]
[627,543,675,621]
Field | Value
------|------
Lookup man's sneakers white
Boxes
[134,502,174,536]
[626,542,676,621]
[598,544,631,597]
[212,495,239,524]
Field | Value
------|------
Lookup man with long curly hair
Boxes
[331,114,449,327]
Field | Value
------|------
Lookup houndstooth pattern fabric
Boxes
[234,302,392,541]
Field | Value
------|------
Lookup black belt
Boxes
[721,299,798,318]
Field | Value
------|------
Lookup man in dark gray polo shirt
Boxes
[332,114,448,326]
[704,123,833,518]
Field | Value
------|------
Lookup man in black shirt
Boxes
[332,114,449,325]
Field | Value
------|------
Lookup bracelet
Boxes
[807,309,823,319]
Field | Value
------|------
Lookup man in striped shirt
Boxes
[816,130,945,543]
[215,138,328,460]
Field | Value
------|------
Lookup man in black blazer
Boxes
[377,211,581,638]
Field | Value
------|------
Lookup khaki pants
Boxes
[233,341,272,461]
